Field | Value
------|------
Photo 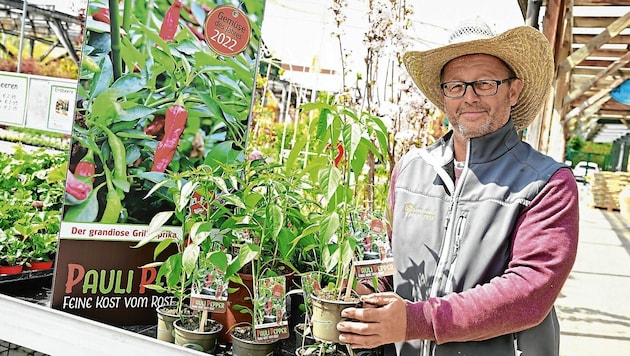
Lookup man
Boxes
[337,20,579,355]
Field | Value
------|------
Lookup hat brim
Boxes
[403,26,553,131]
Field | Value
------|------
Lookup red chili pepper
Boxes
[159,0,184,41]
[75,151,96,182]
[187,24,205,41]
[144,114,166,139]
[326,142,345,167]
[334,142,345,167]
[151,103,188,172]
[92,8,110,24]
[66,171,92,200]
[75,161,96,181]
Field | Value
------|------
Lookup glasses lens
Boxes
[443,82,465,97]
[473,80,498,95]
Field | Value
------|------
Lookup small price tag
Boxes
[204,5,251,56]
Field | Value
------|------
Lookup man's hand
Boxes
[337,292,407,349]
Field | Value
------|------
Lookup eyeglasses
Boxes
[440,78,516,98]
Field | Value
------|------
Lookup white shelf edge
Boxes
[0,293,207,356]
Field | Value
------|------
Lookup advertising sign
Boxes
[0,72,29,126]
[51,0,266,325]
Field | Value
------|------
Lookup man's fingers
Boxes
[337,325,383,349]
[361,292,400,306]
[342,305,381,322]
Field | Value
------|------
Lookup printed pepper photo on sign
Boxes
[63,0,263,225]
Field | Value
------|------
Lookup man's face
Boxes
[441,54,523,139]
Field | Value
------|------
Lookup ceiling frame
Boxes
[527,0,630,152]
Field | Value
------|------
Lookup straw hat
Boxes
[403,19,554,131]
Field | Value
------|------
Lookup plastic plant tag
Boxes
[253,275,289,341]
[190,241,229,313]
[355,217,396,278]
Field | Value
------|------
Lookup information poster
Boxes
[51,0,267,326]
[0,72,29,126]
[47,85,77,133]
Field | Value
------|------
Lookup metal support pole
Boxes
[17,0,28,72]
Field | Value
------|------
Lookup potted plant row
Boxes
[0,229,58,275]
[138,95,389,354]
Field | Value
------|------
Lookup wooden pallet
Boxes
[589,204,618,212]
[589,172,630,211]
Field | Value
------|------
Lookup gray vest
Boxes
[392,122,564,355]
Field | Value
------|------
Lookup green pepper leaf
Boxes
[63,192,99,223]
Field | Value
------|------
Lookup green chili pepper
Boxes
[101,126,127,183]
[81,55,101,73]
[100,188,122,224]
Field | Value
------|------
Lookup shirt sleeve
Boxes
[404,167,579,343]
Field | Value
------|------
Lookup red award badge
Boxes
[204,5,251,56]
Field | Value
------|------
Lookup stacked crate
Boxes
[589,171,630,211]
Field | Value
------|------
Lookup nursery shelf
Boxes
[0,293,212,356]
[0,270,54,284]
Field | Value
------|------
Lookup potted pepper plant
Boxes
[294,99,390,344]
[134,161,258,350]
[206,154,322,352]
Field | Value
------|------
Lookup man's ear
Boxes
[509,78,524,107]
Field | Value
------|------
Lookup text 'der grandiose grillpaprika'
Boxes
[159,0,184,41]
[151,103,188,172]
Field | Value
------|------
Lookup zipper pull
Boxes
[451,215,467,263]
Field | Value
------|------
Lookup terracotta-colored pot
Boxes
[25,260,54,271]
[212,272,254,342]
[0,265,23,275]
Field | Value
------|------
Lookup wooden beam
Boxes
[546,1,572,157]
[558,10,630,75]
[573,95,612,123]
[573,34,630,45]
[279,63,336,75]
[589,48,630,58]
[518,0,528,19]
[564,77,626,119]
[578,59,630,68]
[565,51,630,104]
[571,94,630,109]
[601,100,630,110]
[572,66,630,76]
[574,0,630,5]
[534,0,566,153]
[573,16,621,28]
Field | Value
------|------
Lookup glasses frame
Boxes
[440,77,516,98]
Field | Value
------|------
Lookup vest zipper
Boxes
[445,213,467,293]
[421,141,469,356]
[422,200,457,356]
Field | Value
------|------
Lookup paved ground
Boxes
[556,185,630,355]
